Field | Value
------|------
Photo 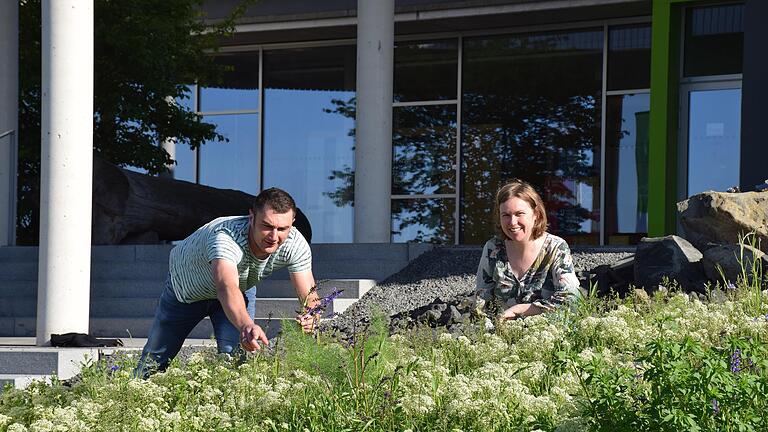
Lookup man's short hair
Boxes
[252,187,296,215]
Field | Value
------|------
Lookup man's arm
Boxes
[290,270,320,332]
[211,259,268,351]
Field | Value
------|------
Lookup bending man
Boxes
[136,187,318,376]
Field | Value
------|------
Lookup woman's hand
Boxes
[500,303,542,320]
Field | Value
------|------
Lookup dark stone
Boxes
[634,235,707,293]
[701,244,767,286]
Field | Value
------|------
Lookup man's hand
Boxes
[240,323,269,352]
[296,312,319,333]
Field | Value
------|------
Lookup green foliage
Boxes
[17,0,252,244]
[0,259,765,431]
[579,336,768,432]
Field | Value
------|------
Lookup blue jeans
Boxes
[135,276,252,377]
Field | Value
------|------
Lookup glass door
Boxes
[679,82,742,198]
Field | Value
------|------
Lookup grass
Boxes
[0,245,766,431]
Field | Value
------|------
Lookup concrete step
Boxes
[0,279,374,302]
[7,296,345,319]
[2,315,296,339]
[0,347,100,378]
[0,262,37,281]
[0,374,51,390]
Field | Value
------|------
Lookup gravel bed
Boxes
[322,245,635,336]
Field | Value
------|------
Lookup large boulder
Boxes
[634,235,707,292]
[92,157,312,244]
[677,191,768,253]
[701,244,767,286]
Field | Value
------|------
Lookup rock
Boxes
[92,156,313,244]
[587,255,635,297]
[702,244,767,285]
[634,235,707,293]
[677,191,768,254]
[632,288,650,304]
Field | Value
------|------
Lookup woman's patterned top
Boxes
[475,233,581,315]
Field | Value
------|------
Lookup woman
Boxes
[476,179,581,320]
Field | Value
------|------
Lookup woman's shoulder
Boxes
[542,233,572,252]
[482,236,504,249]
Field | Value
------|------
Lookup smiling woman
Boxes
[475,179,581,321]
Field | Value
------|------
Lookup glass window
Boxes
[684,4,744,77]
[393,104,456,195]
[263,46,356,243]
[173,143,196,183]
[608,24,651,90]
[198,114,260,194]
[604,93,650,245]
[392,198,455,243]
[687,88,741,196]
[200,52,260,112]
[394,39,458,102]
[461,29,603,245]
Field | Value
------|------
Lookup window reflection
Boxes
[173,143,196,183]
[200,52,260,112]
[460,29,603,245]
[394,39,458,102]
[608,24,651,91]
[605,94,650,244]
[199,114,260,194]
[392,198,455,243]
[684,4,744,77]
[687,88,741,196]
[263,46,356,243]
[393,105,456,195]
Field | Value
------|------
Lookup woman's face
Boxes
[499,196,537,242]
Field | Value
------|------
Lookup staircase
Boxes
[0,243,430,339]
[0,242,430,389]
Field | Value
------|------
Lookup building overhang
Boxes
[203,0,651,46]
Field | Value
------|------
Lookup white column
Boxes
[354,0,394,243]
[0,2,19,246]
[37,0,94,345]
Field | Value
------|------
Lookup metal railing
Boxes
[0,129,17,246]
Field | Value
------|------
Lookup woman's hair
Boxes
[494,179,548,240]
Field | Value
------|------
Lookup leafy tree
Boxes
[17,0,250,244]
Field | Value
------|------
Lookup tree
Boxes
[17,0,251,244]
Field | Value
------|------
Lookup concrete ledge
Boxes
[0,347,99,378]
[0,374,51,390]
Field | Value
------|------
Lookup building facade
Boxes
[172,0,764,246]
[2,0,766,248]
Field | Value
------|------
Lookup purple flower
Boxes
[711,398,720,415]
[302,288,344,319]
[726,282,737,291]
[110,365,120,372]
[730,349,742,373]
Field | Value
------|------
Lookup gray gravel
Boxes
[322,245,635,336]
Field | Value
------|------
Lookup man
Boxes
[135,187,319,376]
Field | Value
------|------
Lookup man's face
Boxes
[248,206,294,257]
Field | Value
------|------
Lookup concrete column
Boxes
[0,2,19,246]
[159,96,176,179]
[354,0,394,243]
[37,0,94,345]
